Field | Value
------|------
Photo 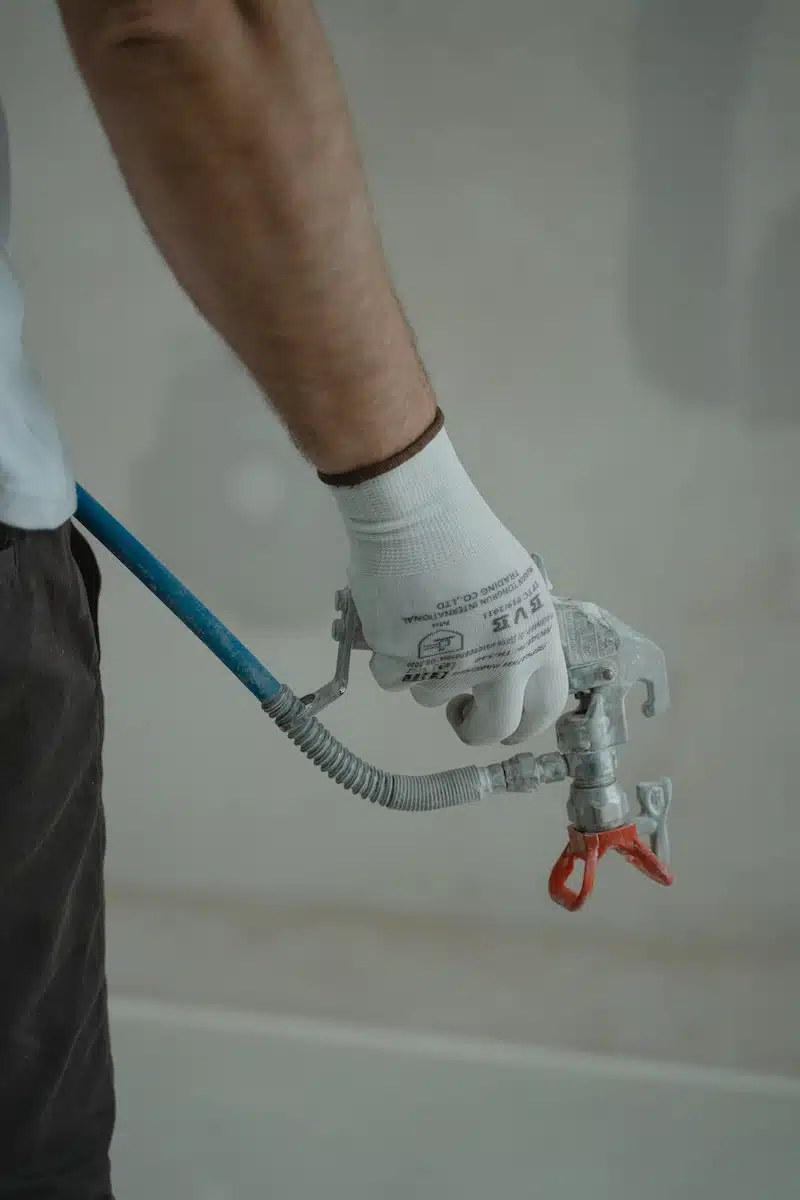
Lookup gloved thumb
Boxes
[446,674,528,746]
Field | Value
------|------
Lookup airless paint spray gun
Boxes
[75,485,673,912]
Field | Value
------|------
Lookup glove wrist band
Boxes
[317,407,444,488]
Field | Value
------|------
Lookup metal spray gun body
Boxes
[304,558,673,912]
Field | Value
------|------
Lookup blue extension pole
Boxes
[74,484,282,705]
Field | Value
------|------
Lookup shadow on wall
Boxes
[627,0,797,426]
[130,339,346,630]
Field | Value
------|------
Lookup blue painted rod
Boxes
[74,484,282,704]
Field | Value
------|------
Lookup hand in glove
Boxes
[324,412,568,746]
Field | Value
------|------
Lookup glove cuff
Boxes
[323,413,499,577]
[317,407,444,488]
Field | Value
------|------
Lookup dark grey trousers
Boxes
[0,521,114,1198]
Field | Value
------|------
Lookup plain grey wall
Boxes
[1,0,798,946]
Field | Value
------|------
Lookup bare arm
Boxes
[56,0,436,474]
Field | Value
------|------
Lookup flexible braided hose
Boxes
[263,684,498,811]
[73,488,567,812]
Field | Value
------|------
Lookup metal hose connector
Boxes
[263,684,500,811]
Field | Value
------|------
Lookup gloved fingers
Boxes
[369,652,413,692]
[409,681,452,708]
[501,651,570,746]
[371,653,458,701]
[446,673,529,746]
[370,641,568,747]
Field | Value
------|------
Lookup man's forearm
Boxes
[57,0,436,474]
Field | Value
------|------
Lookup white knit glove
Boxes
[326,418,568,746]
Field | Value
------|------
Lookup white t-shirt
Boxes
[1,100,76,530]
